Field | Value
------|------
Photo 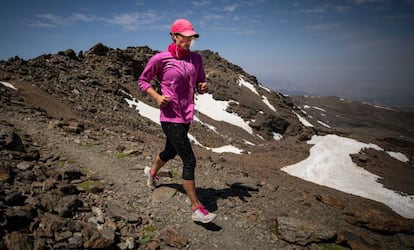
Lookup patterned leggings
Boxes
[159,122,196,180]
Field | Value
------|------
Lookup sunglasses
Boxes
[174,33,199,39]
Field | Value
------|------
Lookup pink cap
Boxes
[170,18,199,38]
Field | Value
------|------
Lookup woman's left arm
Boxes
[195,54,208,94]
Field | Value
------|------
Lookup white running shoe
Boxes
[144,166,158,189]
[192,204,216,223]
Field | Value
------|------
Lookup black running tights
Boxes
[159,122,196,180]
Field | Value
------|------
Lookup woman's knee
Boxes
[159,151,176,162]
[182,155,196,180]
[182,164,195,180]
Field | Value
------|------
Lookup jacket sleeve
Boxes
[137,54,161,93]
[195,54,206,86]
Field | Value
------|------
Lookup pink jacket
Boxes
[138,51,206,123]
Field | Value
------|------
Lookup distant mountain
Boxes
[276,88,309,97]
[268,80,414,111]
[289,95,414,145]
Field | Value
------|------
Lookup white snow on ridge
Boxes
[187,133,243,154]
[193,116,218,134]
[312,106,326,112]
[317,120,331,128]
[293,111,313,127]
[273,132,283,140]
[1,81,17,90]
[125,98,160,124]
[210,145,243,154]
[282,134,414,219]
[243,139,255,146]
[238,75,259,96]
[387,151,409,162]
[262,95,277,112]
[195,93,253,134]
[258,84,271,93]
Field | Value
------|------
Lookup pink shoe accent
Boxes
[150,169,159,182]
[193,204,208,215]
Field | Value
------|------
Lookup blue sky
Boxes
[1,0,413,107]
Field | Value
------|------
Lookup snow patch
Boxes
[282,134,414,219]
[1,81,17,90]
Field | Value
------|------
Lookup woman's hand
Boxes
[145,87,170,108]
[156,95,171,108]
[198,82,208,94]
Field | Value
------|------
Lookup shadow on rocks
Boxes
[157,183,253,231]
[194,221,222,231]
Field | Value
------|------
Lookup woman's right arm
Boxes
[138,54,170,108]
[138,54,159,92]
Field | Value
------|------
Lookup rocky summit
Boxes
[0,43,413,249]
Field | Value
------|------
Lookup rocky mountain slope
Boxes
[1,43,413,249]
[290,95,414,145]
